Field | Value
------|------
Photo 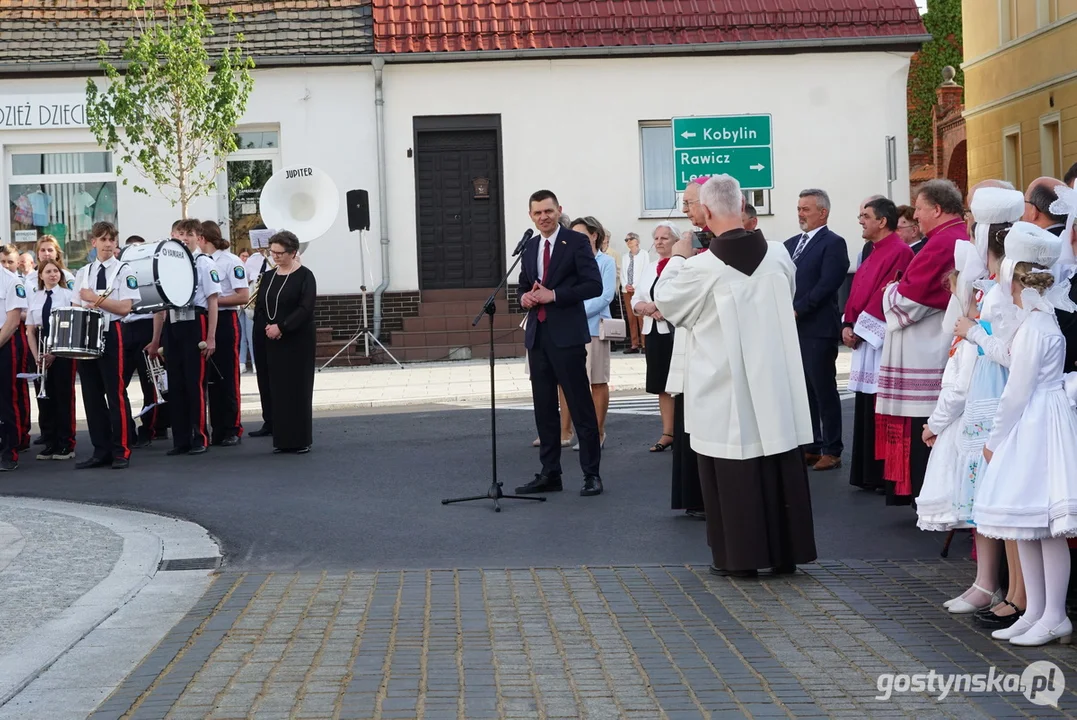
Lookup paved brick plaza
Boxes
[89,560,1077,719]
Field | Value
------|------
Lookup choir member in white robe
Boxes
[655,175,817,578]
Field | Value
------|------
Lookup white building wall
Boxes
[0,50,913,296]
[0,67,376,296]
[382,51,913,289]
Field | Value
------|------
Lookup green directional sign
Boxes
[672,114,773,191]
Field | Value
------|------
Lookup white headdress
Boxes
[1050,181,1077,275]
[993,222,1076,341]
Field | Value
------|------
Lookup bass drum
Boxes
[120,239,196,312]
[48,307,106,359]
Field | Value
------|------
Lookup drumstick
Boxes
[91,288,114,309]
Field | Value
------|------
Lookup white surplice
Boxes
[654,244,813,460]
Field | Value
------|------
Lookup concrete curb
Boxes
[0,498,219,716]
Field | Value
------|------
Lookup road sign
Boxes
[672,114,773,191]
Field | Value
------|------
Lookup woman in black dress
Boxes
[254,231,316,453]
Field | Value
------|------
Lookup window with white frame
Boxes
[1002,125,1022,189]
[217,127,281,253]
[7,149,118,268]
[639,121,771,219]
[1040,113,1062,178]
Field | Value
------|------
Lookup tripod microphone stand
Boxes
[442,235,545,512]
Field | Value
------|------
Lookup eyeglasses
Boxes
[857,212,874,221]
[681,199,699,209]
[269,250,289,257]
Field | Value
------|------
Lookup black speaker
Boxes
[347,189,370,232]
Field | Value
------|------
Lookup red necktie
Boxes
[538,239,551,322]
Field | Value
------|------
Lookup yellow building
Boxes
[963,0,1077,186]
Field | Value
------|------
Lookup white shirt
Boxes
[621,249,650,289]
[73,255,141,325]
[191,251,222,310]
[211,249,249,310]
[244,253,271,282]
[0,270,28,317]
[535,225,561,281]
[27,285,74,326]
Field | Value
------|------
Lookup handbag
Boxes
[599,317,626,341]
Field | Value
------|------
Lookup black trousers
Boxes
[164,316,209,450]
[122,319,169,440]
[528,322,600,477]
[209,310,243,442]
[0,338,19,462]
[253,316,272,431]
[38,356,76,451]
[78,321,133,461]
[14,324,30,449]
[800,336,843,457]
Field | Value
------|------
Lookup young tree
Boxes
[86,0,255,218]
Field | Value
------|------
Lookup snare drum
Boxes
[119,239,196,312]
[49,307,106,360]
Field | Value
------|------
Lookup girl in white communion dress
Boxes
[971,222,1077,647]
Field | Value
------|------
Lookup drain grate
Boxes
[158,557,221,571]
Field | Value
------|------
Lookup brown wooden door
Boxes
[415,129,502,289]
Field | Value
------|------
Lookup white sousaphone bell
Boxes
[258,165,341,252]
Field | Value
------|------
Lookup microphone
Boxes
[512,229,534,257]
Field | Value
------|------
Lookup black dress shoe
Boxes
[709,565,758,578]
[188,445,208,455]
[133,437,153,449]
[685,509,706,520]
[112,458,130,469]
[975,600,1024,629]
[515,473,563,494]
[166,446,191,456]
[75,456,111,469]
[219,436,241,447]
[32,434,45,446]
[770,564,797,575]
[580,474,603,497]
[249,427,272,438]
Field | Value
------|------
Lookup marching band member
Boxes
[148,218,219,455]
[24,235,75,294]
[0,250,27,470]
[199,221,247,446]
[0,245,31,451]
[120,235,169,446]
[246,248,274,437]
[72,222,141,469]
[26,259,76,461]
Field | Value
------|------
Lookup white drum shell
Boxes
[120,240,196,312]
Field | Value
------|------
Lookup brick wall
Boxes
[313,291,421,341]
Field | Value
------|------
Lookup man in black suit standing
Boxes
[784,188,850,472]
[516,190,605,497]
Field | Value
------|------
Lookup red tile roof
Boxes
[372,0,927,55]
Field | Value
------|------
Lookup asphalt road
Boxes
[0,399,947,571]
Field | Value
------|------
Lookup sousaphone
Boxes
[258,165,341,251]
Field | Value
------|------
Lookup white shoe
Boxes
[948,584,1002,614]
[992,616,1037,641]
[239,363,247,373]
[1009,618,1073,647]
[572,442,580,451]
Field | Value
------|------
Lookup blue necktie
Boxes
[41,290,53,340]
[96,264,107,290]
[791,233,810,261]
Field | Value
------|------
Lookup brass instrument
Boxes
[35,329,48,400]
[144,350,168,404]
[243,273,261,312]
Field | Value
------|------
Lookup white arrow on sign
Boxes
[681,131,697,139]
[750,163,766,171]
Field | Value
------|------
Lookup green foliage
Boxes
[907,0,964,148]
[85,0,255,217]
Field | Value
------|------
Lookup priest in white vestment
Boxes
[655,175,818,578]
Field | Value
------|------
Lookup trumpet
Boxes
[144,349,168,404]
[243,274,261,312]
[36,330,48,400]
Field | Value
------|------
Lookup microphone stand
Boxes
[442,241,545,512]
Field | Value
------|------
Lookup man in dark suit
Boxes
[784,188,850,472]
[515,190,605,497]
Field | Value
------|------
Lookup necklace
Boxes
[265,269,293,322]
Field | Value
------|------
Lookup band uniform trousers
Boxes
[529,321,601,477]
[0,338,20,462]
[78,321,132,461]
[38,356,76,451]
[252,314,272,432]
[15,323,30,449]
[164,316,209,449]
[208,310,243,443]
[122,320,169,440]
